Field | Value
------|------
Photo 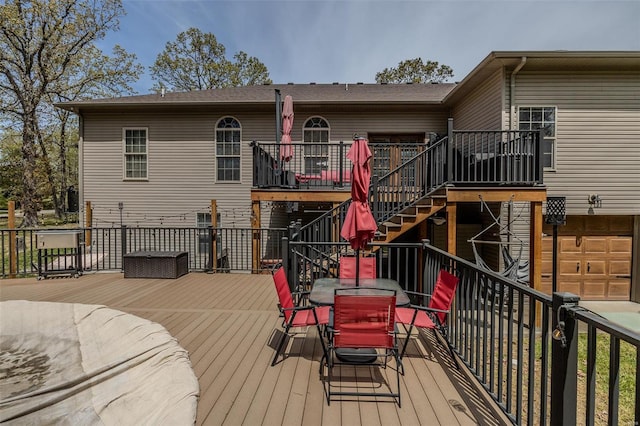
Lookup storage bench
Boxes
[123,251,188,279]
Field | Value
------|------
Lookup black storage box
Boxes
[123,251,188,279]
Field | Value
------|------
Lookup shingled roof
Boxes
[57,82,457,111]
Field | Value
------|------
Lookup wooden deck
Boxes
[0,273,510,425]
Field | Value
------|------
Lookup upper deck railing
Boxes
[251,120,543,191]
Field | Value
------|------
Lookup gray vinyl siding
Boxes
[81,106,450,229]
[514,72,640,216]
[82,109,255,229]
[451,69,504,130]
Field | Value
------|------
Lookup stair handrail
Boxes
[297,136,449,244]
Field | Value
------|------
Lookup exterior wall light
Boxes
[587,194,602,215]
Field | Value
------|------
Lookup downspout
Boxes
[77,110,84,226]
[509,56,527,130]
[508,57,526,245]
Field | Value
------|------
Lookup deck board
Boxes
[1,272,510,425]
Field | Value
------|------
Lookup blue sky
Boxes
[99,0,640,94]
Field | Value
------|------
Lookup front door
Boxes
[368,134,425,177]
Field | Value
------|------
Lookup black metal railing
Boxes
[447,119,544,186]
[251,141,429,189]
[283,238,639,424]
[1,226,287,277]
[285,240,425,295]
[252,124,542,193]
[296,138,448,243]
[419,242,640,425]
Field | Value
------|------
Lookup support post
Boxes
[551,292,580,426]
[530,200,543,292]
[446,202,457,256]
[251,200,261,273]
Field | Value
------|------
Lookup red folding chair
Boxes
[322,288,401,406]
[395,269,460,368]
[271,267,330,366]
[339,254,376,279]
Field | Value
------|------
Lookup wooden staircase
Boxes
[373,193,446,244]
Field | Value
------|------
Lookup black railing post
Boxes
[551,292,580,426]
[120,225,127,271]
[536,130,544,184]
[282,236,294,291]
[447,118,454,183]
[372,175,380,222]
[338,141,344,187]
[207,225,214,273]
[251,141,257,187]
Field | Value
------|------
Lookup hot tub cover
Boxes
[0,300,199,424]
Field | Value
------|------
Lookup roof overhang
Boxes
[443,51,640,105]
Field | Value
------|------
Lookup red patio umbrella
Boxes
[280,95,294,162]
[340,137,377,285]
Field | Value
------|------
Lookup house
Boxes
[57,51,640,301]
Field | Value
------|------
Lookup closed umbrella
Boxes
[340,137,377,285]
[280,95,294,162]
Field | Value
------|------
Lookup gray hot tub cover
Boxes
[0,300,199,424]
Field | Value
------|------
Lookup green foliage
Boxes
[0,0,142,226]
[375,58,454,84]
[150,27,272,92]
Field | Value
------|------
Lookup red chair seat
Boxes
[395,308,435,329]
[289,305,330,327]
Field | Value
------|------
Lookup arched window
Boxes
[216,117,241,181]
[303,117,330,174]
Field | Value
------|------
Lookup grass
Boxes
[521,331,637,425]
[576,333,637,424]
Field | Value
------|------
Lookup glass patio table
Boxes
[309,277,410,306]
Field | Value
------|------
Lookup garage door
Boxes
[542,235,632,300]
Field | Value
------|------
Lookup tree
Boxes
[150,28,272,92]
[0,0,142,226]
[375,58,454,84]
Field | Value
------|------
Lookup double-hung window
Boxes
[216,117,241,182]
[124,128,148,180]
[518,106,556,169]
[303,117,330,174]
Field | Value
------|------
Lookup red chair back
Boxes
[333,293,396,349]
[273,267,294,322]
[428,269,460,324]
[339,255,376,279]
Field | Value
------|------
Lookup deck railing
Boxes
[5,225,638,424]
[251,140,426,189]
[252,123,543,192]
[285,238,640,425]
[422,242,640,425]
[1,226,287,277]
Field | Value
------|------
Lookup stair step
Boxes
[382,221,402,229]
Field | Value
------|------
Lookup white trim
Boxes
[516,105,557,171]
[122,127,149,181]
[214,116,242,183]
[302,116,331,174]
